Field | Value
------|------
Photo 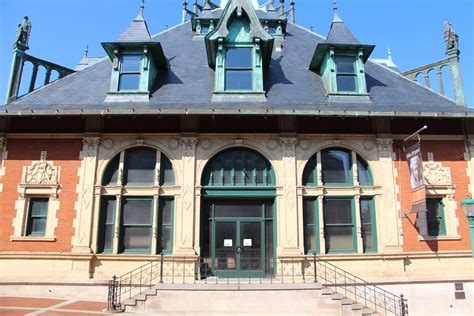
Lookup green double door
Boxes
[213,219,264,278]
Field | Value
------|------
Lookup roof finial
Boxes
[203,0,211,10]
[138,0,145,18]
[388,46,392,62]
[333,0,342,22]
[84,45,89,58]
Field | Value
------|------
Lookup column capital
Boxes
[180,137,199,156]
[376,138,394,158]
[82,136,101,156]
[280,137,297,156]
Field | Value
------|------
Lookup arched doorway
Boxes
[200,148,276,278]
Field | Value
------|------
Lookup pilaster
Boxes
[174,136,199,255]
[279,137,301,256]
[72,136,101,253]
[465,139,474,197]
[376,138,402,252]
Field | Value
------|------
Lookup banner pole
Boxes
[403,125,428,144]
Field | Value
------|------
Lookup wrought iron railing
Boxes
[312,254,408,315]
[107,254,408,315]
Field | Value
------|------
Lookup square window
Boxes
[121,55,142,72]
[26,197,49,236]
[335,56,355,73]
[119,74,141,91]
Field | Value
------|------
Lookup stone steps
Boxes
[121,283,382,315]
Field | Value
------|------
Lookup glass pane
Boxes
[225,70,253,91]
[215,221,237,270]
[223,154,232,184]
[304,225,316,252]
[161,198,173,225]
[30,198,48,216]
[360,199,372,225]
[362,224,373,250]
[324,199,352,225]
[304,198,316,225]
[201,25,210,34]
[265,220,274,266]
[212,159,222,185]
[234,152,243,185]
[121,55,142,72]
[123,227,151,251]
[160,226,172,251]
[104,198,116,224]
[357,157,372,185]
[30,218,46,235]
[426,199,441,236]
[119,74,141,91]
[265,201,273,219]
[303,156,316,185]
[226,48,252,68]
[240,222,261,271]
[160,154,175,185]
[123,198,152,225]
[256,159,264,184]
[102,155,120,185]
[337,75,357,92]
[104,225,114,250]
[125,147,156,184]
[335,56,355,73]
[325,226,353,251]
[322,149,352,184]
[214,201,263,218]
[244,154,254,184]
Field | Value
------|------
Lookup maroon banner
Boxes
[405,143,427,213]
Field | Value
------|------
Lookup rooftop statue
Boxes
[15,16,32,49]
[444,21,458,52]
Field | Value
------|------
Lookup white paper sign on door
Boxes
[243,239,252,246]
[224,239,233,247]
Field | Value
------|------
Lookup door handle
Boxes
[236,246,242,254]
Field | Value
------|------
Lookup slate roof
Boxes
[3,22,473,118]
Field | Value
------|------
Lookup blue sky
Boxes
[0,0,472,106]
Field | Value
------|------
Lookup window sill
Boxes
[212,92,266,103]
[105,92,150,103]
[10,236,57,242]
[328,92,370,97]
[417,235,461,241]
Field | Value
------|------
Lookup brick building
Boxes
[0,0,473,313]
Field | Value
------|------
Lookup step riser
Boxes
[125,289,375,315]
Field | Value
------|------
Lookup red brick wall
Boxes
[0,139,82,252]
[394,140,472,252]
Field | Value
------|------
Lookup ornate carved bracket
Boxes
[376,139,393,158]
[280,137,297,157]
[181,137,199,157]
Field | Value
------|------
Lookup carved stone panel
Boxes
[22,158,59,185]
[423,162,452,185]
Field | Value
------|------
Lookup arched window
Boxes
[98,147,175,254]
[302,148,377,254]
[202,148,274,187]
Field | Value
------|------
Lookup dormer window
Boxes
[225,47,253,91]
[335,55,357,92]
[119,55,142,91]
[204,0,274,101]
[101,2,167,102]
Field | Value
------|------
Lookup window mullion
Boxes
[113,195,122,254]
[151,195,159,254]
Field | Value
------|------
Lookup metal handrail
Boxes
[107,254,408,315]
[313,254,408,315]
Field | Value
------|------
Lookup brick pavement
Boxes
[0,296,109,316]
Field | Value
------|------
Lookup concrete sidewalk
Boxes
[0,296,109,315]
